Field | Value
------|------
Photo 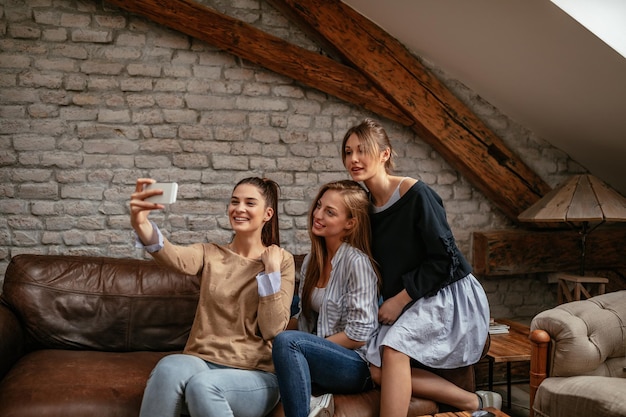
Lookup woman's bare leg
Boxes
[372,348,481,415]
[409,367,479,411]
[379,347,412,417]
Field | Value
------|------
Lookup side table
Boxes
[486,319,531,409]
[549,272,608,304]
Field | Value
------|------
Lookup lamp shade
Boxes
[518,174,626,224]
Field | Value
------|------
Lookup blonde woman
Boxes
[272,180,379,417]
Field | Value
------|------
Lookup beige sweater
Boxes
[152,239,295,373]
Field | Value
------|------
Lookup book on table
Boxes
[488,318,510,334]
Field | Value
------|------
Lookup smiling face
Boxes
[311,189,355,242]
[343,133,389,183]
[228,183,273,236]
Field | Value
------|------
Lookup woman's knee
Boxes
[152,354,206,379]
[382,346,410,365]
[274,329,298,346]
[273,330,304,356]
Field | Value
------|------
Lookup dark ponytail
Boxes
[234,177,281,246]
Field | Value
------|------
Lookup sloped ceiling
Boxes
[344,0,626,195]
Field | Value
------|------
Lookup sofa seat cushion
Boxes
[0,349,172,417]
[534,376,626,417]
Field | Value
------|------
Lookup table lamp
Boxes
[518,174,626,275]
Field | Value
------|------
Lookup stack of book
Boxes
[488,318,510,334]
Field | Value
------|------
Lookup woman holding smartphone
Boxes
[130,177,295,417]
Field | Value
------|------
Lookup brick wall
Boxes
[0,0,583,317]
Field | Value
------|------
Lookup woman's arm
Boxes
[330,253,379,346]
[257,249,296,340]
[399,186,471,301]
[326,331,365,350]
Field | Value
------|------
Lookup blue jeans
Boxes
[272,330,372,417]
[139,354,280,417]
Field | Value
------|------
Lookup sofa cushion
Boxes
[0,349,172,417]
[2,254,200,352]
[534,376,626,417]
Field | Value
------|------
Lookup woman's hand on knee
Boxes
[369,364,382,386]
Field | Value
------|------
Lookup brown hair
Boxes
[300,180,380,319]
[341,118,396,173]
[233,177,281,247]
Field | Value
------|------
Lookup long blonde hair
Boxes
[301,180,380,319]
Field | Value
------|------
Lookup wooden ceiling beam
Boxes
[268,0,552,221]
[105,0,413,126]
[107,0,553,221]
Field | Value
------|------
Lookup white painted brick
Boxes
[0,74,18,87]
[212,154,249,170]
[116,33,146,47]
[13,231,39,246]
[34,10,61,26]
[72,28,112,43]
[83,154,135,168]
[163,65,192,78]
[98,109,130,123]
[51,44,88,59]
[9,25,41,39]
[83,139,139,155]
[173,153,209,168]
[104,46,141,60]
[27,103,58,118]
[250,157,276,170]
[155,94,184,108]
[0,118,30,134]
[131,109,163,124]
[17,183,59,199]
[154,78,187,92]
[235,96,288,111]
[127,63,161,77]
[0,54,31,69]
[163,109,197,123]
[0,104,26,117]
[81,60,123,75]
[192,65,222,79]
[94,15,126,29]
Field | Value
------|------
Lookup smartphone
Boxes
[144,182,178,204]
[471,411,495,417]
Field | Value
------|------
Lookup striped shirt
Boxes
[297,242,379,359]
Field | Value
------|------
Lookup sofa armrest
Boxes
[529,329,550,417]
[0,301,25,380]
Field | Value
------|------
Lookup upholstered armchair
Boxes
[529,290,626,417]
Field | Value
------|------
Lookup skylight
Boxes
[550,0,626,59]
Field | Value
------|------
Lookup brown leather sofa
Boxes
[0,254,484,417]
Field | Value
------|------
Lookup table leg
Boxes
[488,358,494,391]
[506,362,512,409]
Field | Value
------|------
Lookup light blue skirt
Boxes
[365,273,490,369]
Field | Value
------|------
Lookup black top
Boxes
[370,181,472,301]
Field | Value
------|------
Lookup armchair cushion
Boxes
[534,376,626,417]
[532,290,626,377]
